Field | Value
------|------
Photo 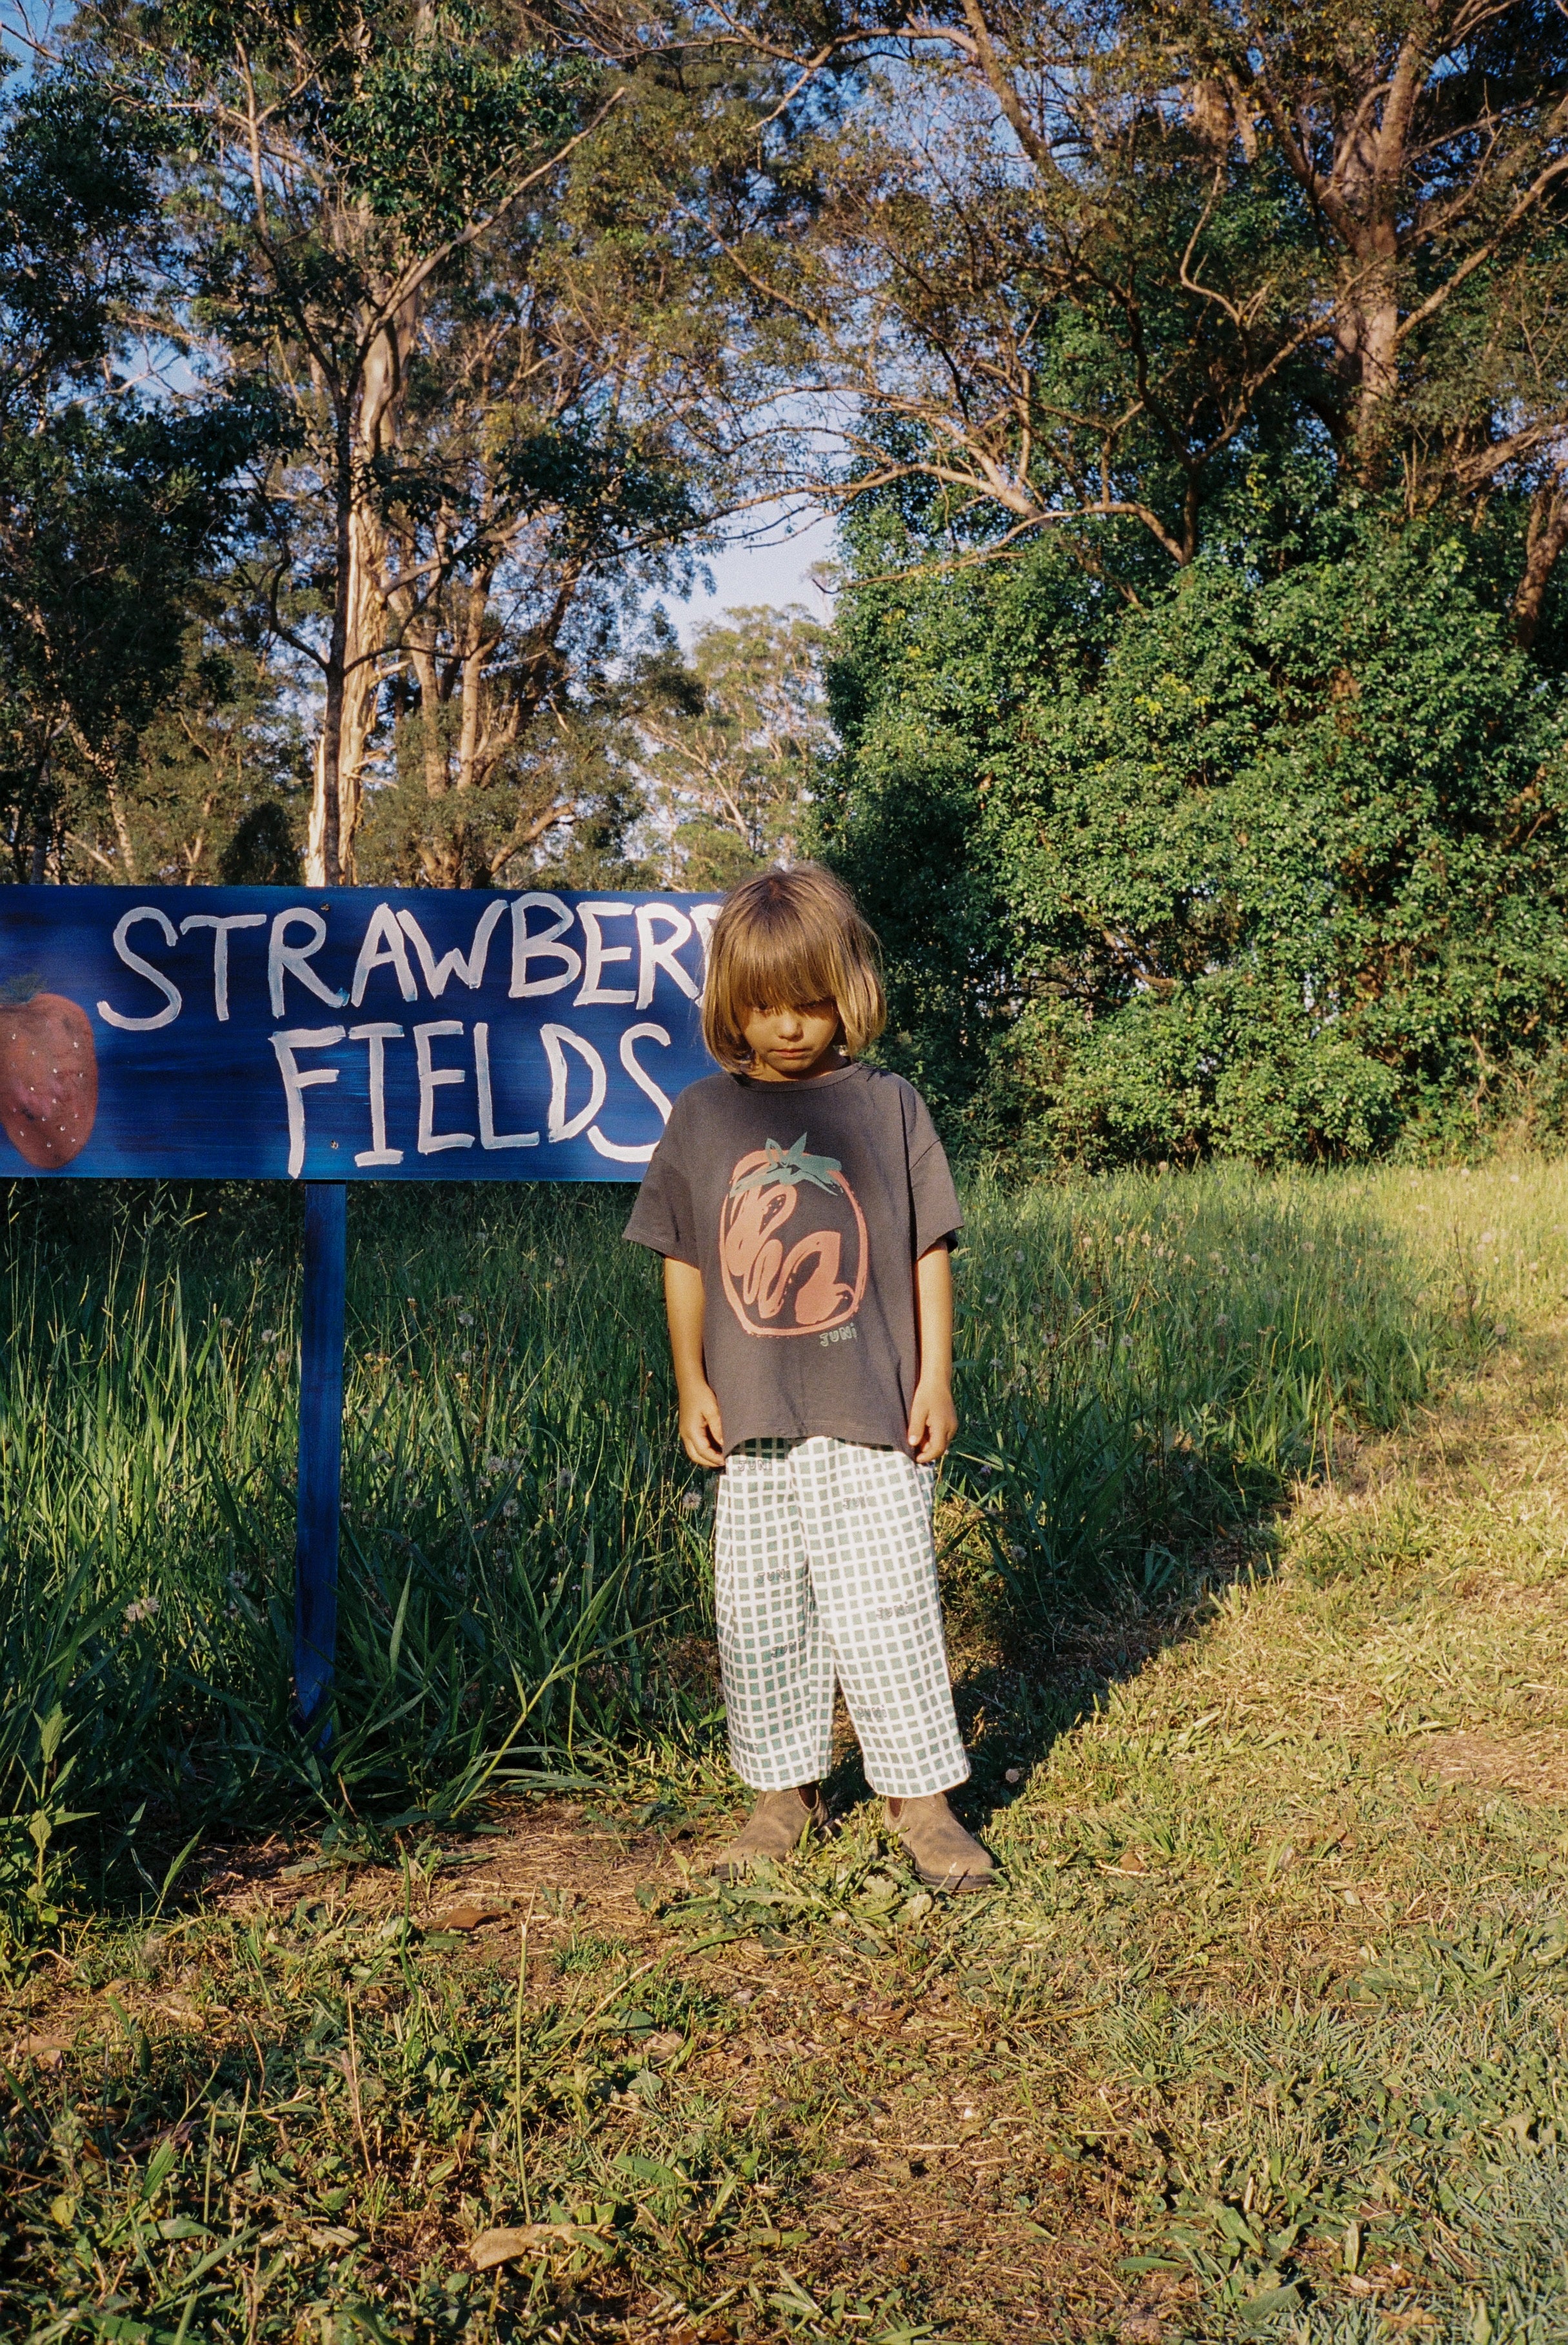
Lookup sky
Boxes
[671,504,839,640]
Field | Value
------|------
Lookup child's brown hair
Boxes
[701,865,887,1073]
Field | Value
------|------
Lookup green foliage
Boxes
[826,515,1568,1166]
[218,799,303,886]
[0,68,263,868]
[337,33,590,237]
[627,603,834,888]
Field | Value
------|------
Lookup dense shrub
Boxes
[822,520,1568,1166]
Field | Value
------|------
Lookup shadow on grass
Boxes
[819,1492,1286,1841]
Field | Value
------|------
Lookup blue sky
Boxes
[674,504,838,639]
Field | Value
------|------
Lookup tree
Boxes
[80,0,632,884]
[0,66,257,878]
[824,508,1568,1164]
[74,0,827,884]
[341,183,717,887]
[64,608,308,883]
[721,0,1568,617]
[631,601,834,884]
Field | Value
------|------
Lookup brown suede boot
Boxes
[887,1793,995,1893]
[708,1785,829,1881]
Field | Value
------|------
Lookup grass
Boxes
[0,1163,1477,1895]
[0,1161,1565,2337]
[0,1179,715,1894]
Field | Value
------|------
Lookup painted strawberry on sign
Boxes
[0,975,98,1168]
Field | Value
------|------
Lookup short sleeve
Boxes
[905,1086,962,1257]
[622,1109,698,1262]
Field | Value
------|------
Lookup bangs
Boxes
[701,865,886,1072]
[721,918,844,1017]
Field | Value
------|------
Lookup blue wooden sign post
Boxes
[296,1184,348,1731]
[0,881,720,1730]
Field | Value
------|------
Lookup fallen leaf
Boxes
[11,2032,69,2068]
[1115,1850,1146,1875]
[470,2222,610,2269]
[439,1899,508,1932]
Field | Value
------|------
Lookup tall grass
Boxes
[947,1166,1489,1613]
[0,1182,710,1909]
[0,1163,1502,1917]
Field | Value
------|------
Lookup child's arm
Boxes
[663,1257,726,1468]
[908,1241,959,1462]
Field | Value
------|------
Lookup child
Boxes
[624,865,992,1893]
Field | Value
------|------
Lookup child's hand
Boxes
[908,1379,958,1462]
[679,1381,726,1468]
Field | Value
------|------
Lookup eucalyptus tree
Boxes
[68,0,831,884]
[719,0,1568,614]
[629,601,835,884]
[74,0,617,883]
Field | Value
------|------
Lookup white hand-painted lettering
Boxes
[272,1026,346,1179]
[574,902,638,1006]
[474,1021,539,1149]
[348,1023,404,1165]
[97,907,184,1032]
[510,893,581,997]
[350,903,417,1005]
[179,912,266,1021]
[398,899,506,996]
[586,1021,673,1164]
[413,1020,474,1153]
[270,908,347,1017]
[619,1021,673,1118]
[634,904,697,1007]
[690,901,721,973]
[541,1023,606,1143]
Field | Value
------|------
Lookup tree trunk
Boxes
[106,782,139,881]
[333,495,386,881]
[305,295,420,884]
[306,403,353,887]
[1512,477,1568,650]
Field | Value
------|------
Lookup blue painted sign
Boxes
[0,883,722,1181]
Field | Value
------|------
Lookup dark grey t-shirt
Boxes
[623,1061,961,1457]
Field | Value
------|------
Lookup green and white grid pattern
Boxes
[713,1435,970,1799]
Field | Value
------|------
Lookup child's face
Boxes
[740,999,841,1082]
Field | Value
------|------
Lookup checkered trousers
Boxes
[713,1435,970,1801]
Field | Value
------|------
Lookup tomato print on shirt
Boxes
[719,1133,868,1337]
